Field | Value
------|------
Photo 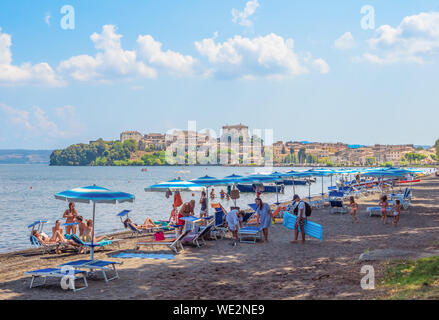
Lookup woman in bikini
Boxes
[123,217,157,230]
[380,195,389,225]
[349,196,359,223]
[63,202,78,235]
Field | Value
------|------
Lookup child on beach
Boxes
[226,209,245,245]
[393,199,401,227]
[349,196,359,223]
[379,195,389,224]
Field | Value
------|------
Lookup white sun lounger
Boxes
[25,267,88,292]
[58,259,123,283]
[135,229,191,253]
[366,207,393,217]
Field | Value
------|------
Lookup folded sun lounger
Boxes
[58,259,122,283]
[25,267,88,292]
[283,212,323,241]
[366,206,393,217]
[135,229,191,253]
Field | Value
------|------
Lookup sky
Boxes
[1,0,439,149]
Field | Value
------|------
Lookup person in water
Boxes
[220,189,226,199]
[63,202,78,235]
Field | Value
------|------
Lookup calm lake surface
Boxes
[0,164,337,253]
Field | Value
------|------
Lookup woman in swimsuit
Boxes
[84,219,114,243]
[63,202,78,235]
[32,228,79,254]
[379,195,389,225]
[349,196,359,223]
[123,217,157,230]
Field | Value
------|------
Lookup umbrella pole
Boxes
[308,179,311,203]
[292,177,296,198]
[91,201,95,261]
[321,176,324,201]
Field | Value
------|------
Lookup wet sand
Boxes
[1,174,439,300]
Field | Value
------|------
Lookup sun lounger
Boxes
[135,229,191,253]
[70,234,121,253]
[366,206,393,217]
[182,225,213,247]
[58,259,122,283]
[238,226,263,243]
[25,267,88,292]
[329,200,348,214]
[29,235,68,254]
[209,204,229,240]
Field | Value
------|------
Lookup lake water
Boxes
[0,164,337,253]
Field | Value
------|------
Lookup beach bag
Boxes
[230,189,240,200]
[154,231,165,241]
[294,201,312,217]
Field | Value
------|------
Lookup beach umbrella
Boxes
[55,185,135,261]
[223,174,244,207]
[244,173,283,204]
[305,169,333,201]
[189,175,229,215]
[145,179,206,192]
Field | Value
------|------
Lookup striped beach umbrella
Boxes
[55,185,135,261]
[144,179,206,192]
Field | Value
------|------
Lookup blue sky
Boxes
[1,0,439,149]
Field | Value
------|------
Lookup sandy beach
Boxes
[1,174,439,300]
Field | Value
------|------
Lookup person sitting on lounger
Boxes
[32,228,79,254]
[83,219,114,243]
[123,217,157,230]
[226,209,245,245]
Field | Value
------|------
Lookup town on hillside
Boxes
[120,124,437,166]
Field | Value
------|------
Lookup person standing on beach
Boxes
[349,196,359,223]
[255,197,272,243]
[226,209,245,245]
[380,195,389,225]
[393,199,401,227]
[291,194,306,244]
[63,202,78,235]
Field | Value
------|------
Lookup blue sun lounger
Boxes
[69,234,121,253]
[58,259,123,283]
[238,226,263,243]
[283,212,323,241]
[25,267,88,292]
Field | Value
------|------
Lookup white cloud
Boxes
[0,104,82,138]
[58,25,198,82]
[58,25,156,82]
[194,33,329,79]
[358,12,439,64]
[231,0,260,28]
[136,35,197,75]
[334,32,356,50]
[0,27,63,86]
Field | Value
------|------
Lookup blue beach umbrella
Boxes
[145,179,206,192]
[55,185,135,261]
[189,175,229,214]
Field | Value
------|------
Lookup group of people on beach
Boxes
[31,202,113,254]
[347,195,401,227]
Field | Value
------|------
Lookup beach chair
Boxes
[329,200,348,214]
[366,206,393,217]
[70,234,121,254]
[25,267,88,292]
[29,235,67,254]
[209,203,229,239]
[117,210,165,236]
[58,259,123,283]
[388,188,412,210]
[135,229,191,253]
[238,226,263,243]
[182,225,213,247]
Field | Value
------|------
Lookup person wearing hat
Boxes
[291,194,306,244]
